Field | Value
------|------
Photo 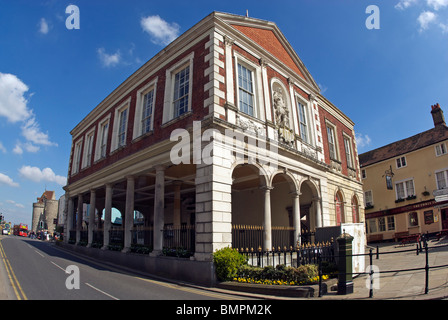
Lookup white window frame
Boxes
[234,52,264,120]
[395,178,415,200]
[361,169,367,179]
[435,168,448,190]
[111,98,131,152]
[162,52,194,124]
[408,212,419,227]
[72,139,83,175]
[94,116,110,161]
[387,216,395,231]
[396,156,407,169]
[364,190,373,207]
[296,95,313,145]
[326,121,339,161]
[435,142,447,157]
[368,216,395,234]
[343,134,354,169]
[133,78,157,140]
[81,129,95,169]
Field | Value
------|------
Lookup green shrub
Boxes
[213,247,247,281]
[235,263,322,285]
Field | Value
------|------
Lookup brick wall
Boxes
[68,36,210,185]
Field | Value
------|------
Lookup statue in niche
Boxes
[273,87,289,128]
[272,85,294,145]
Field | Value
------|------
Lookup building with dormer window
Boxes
[360,104,448,243]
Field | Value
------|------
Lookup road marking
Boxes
[34,250,45,258]
[85,283,120,300]
[0,241,27,300]
[135,276,244,300]
[50,261,66,272]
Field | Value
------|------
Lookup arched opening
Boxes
[335,190,345,226]
[231,163,267,250]
[270,172,297,249]
[299,180,320,244]
[352,195,359,223]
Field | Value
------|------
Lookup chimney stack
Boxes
[431,103,446,127]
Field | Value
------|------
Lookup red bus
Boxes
[13,224,28,237]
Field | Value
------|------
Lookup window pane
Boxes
[378,217,386,232]
[142,90,154,134]
[238,64,254,116]
[396,183,405,199]
[436,171,447,189]
[368,220,377,233]
[409,212,418,226]
[327,126,336,160]
[173,66,190,118]
[387,216,395,230]
[118,109,128,147]
[344,138,352,168]
[298,103,308,143]
[405,180,415,196]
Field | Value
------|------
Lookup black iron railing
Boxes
[235,242,335,269]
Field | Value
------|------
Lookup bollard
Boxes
[337,232,354,295]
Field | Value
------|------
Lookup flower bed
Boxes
[213,248,337,287]
[235,264,332,286]
[233,274,330,286]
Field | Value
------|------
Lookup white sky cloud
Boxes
[0,142,6,153]
[395,0,419,10]
[0,173,19,187]
[6,200,24,209]
[427,0,448,10]
[19,166,66,186]
[0,73,32,123]
[21,116,57,147]
[0,72,56,150]
[140,15,180,45]
[97,48,121,67]
[356,133,372,149]
[418,11,437,30]
[38,18,49,34]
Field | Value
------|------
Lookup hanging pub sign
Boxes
[386,175,393,190]
[383,165,394,190]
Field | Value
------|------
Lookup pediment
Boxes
[215,12,319,92]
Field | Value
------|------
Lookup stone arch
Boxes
[335,188,346,226]
[269,170,301,248]
[299,178,322,243]
[351,193,361,223]
[230,162,270,250]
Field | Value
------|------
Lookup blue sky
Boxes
[0,0,447,226]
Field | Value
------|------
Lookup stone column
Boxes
[262,186,273,251]
[292,191,301,247]
[65,196,74,243]
[173,180,182,227]
[87,189,96,247]
[314,197,323,228]
[152,166,165,256]
[76,194,84,244]
[102,183,113,250]
[122,176,135,253]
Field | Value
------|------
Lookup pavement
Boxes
[316,236,448,300]
[0,234,447,300]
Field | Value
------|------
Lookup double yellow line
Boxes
[0,241,27,300]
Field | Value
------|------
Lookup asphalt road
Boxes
[0,235,245,300]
